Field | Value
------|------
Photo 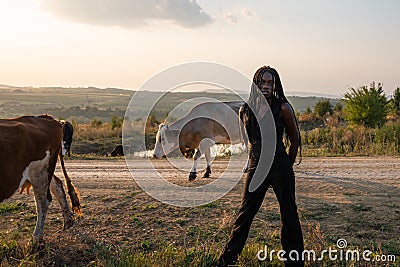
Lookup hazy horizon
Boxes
[0,82,345,99]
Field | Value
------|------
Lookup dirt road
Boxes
[1,157,399,266]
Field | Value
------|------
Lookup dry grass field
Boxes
[1,157,399,266]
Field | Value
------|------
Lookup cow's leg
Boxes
[202,146,212,178]
[198,138,214,178]
[31,170,51,242]
[28,151,54,244]
[32,187,50,243]
[50,175,74,230]
[189,149,202,181]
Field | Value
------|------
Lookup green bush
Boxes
[111,114,123,130]
[314,99,333,117]
[343,82,388,127]
[388,87,400,114]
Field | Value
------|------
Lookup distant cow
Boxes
[61,120,74,156]
[0,115,81,242]
[111,144,126,157]
[153,101,245,181]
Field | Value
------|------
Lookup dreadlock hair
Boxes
[248,66,302,164]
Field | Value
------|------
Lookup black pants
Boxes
[218,154,304,267]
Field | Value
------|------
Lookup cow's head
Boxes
[153,124,179,158]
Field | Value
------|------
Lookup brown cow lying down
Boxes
[0,115,81,243]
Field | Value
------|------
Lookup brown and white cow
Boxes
[153,101,246,181]
[0,115,81,242]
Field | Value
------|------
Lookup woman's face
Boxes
[258,72,274,99]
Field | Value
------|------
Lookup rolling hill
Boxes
[0,85,341,122]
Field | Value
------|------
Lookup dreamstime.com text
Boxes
[257,239,396,263]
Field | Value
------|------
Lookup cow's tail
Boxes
[59,152,82,217]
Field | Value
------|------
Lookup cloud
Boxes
[241,9,261,20]
[40,0,214,28]
[223,13,238,24]
[220,8,261,24]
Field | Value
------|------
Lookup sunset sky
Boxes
[1,0,399,96]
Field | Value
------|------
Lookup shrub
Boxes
[375,123,400,153]
[388,87,400,114]
[110,114,123,130]
[314,99,333,117]
[343,82,387,127]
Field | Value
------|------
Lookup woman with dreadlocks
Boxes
[218,66,304,267]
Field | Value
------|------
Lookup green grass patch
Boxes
[175,219,187,226]
[131,216,143,226]
[0,203,26,215]
[200,202,218,209]
[265,211,281,221]
[141,203,158,211]
[0,239,36,266]
[301,203,340,221]
[104,244,219,267]
[381,241,400,256]
[153,218,163,224]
